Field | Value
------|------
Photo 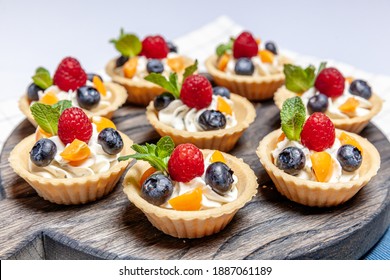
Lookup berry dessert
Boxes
[145,62,256,151]
[257,97,380,207]
[120,136,257,238]
[9,101,133,204]
[20,57,127,127]
[105,29,194,105]
[205,31,292,100]
[274,62,383,133]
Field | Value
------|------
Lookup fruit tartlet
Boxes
[257,97,380,207]
[120,136,258,238]
[9,101,133,204]
[205,31,291,100]
[105,29,194,105]
[274,63,383,133]
[145,62,256,151]
[20,57,127,127]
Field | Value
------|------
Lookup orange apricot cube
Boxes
[40,91,59,105]
[217,53,230,71]
[259,50,274,63]
[217,96,232,116]
[139,167,157,187]
[339,132,363,154]
[167,56,185,73]
[60,139,91,162]
[168,187,203,211]
[123,57,138,78]
[91,116,116,132]
[93,75,107,96]
[210,150,226,164]
[338,97,359,113]
[310,151,333,183]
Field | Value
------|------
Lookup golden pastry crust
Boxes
[123,150,258,238]
[145,93,256,152]
[19,82,127,127]
[256,129,380,207]
[9,132,133,205]
[274,86,383,133]
[205,54,292,101]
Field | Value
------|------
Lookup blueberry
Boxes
[234,58,254,76]
[76,86,100,110]
[307,93,329,114]
[30,138,57,167]
[116,55,129,68]
[154,92,175,111]
[198,72,216,87]
[337,144,362,172]
[141,173,173,206]
[87,73,103,82]
[98,128,124,155]
[276,147,306,176]
[147,59,164,74]
[213,86,230,99]
[166,41,178,53]
[205,162,234,195]
[349,79,372,100]
[265,41,278,55]
[27,83,43,101]
[198,110,227,131]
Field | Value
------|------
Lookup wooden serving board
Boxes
[0,101,389,260]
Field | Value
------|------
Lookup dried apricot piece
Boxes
[93,75,107,96]
[310,151,333,182]
[259,50,274,63]
[123,57,138,78]
[91,116,116,132]
[338,97,359,113]
[60,139,91,162]
[217,96,232,115]
[139,167,157,187]
[339,132,363,154]
[210,150,226,163]
[217,53,230,71]
[345,76,354,84]
[168,187,203,211]
[277,133,286,143]
[167,56,185,73]
[35,126,53,141]
[40,91,59,105]
[255,38,261,45]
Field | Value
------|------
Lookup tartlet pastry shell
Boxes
[256,129,380,207]
[274,86,383,133]
[9,132,133,205]
[205,54,291,101]
[123,150,258,238]
[19,82,128,127]
[146,93,256,152]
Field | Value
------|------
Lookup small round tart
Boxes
[205,54,292,101]
[256,129,380,207]
[274,86,383,134]
[105,56,194,106]
[9,131,133,205]
[146,93,256,152]
[123,150,258,238]
[20,82,127,127]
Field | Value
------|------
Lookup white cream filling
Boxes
[158,95,237,132]
[272,137,359,183]
[29,124,118,179]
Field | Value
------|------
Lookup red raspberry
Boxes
[180,74,212,109]
[314,67,345,98]
[58,107,92,145]
[141,35,169,59]
[53,57,87,91]
[168,143,204,183]
[301,112,335,152]
[233,31,258,59]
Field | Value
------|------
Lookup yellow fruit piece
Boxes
[139,167,157,187]
[259,50,274,63]
[35,126,53,141]
[123,57,138,78]
[93,75,107,96]
[210,150,226,163]
[339,132,363,155]
[338,97,359,113]
[91,116,116,132]
[311,152,333,183]
[345,76,354,84]
[167,56,185,73]
[217,53,230,71]
[217,96,232,116]
[60,139,91,162]
[277,133,286,143]
[40,91,59,105]
[255,38,261,45]
[168,187,203,211]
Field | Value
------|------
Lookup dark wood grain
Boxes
[0,101,389,260]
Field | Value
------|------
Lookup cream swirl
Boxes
[29,124,118,179]
[158,95,237,132]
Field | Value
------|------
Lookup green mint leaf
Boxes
[280,96,306,141]
[30,103,60,135]
[144,73,180,98]
[316,62,327,78]
[32,67,53,90]
[110,30,141,57]
[118,155,132,161]
[182,60,198,81]
[216,38,234,57]
[284,64,316,94]
[131,144,148,154]
[145,143,156,154]
[52,100,72,114]
[127,153,168,173]
[156,136,175,158]
[168,73,180,96]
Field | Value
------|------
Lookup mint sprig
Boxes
[110,28,142,57]
[30,100,72,135]
[284,64,316,94]
[216,37,234,57]
[316,62,327,78]
[32,67,53,90]
[280,96,306,141]
[182,60,198,81]
[118,136,175,173]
